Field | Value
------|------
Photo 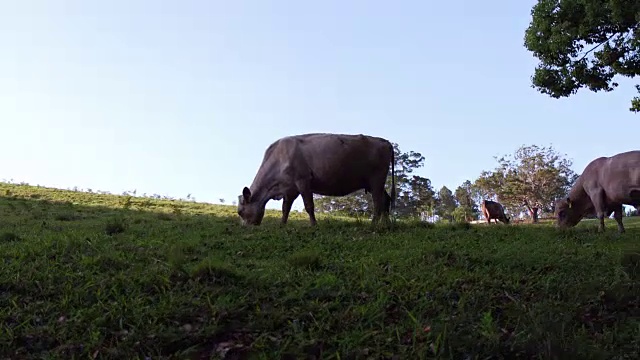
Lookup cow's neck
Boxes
[249,166,282,206]
[568,177,592,214]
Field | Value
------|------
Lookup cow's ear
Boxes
[566,197,572,208]
[242,187,252,202]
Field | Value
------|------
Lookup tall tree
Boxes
[407,175,437,218]
[435,186,457,222]
[387,143,427,216]
[454,180,479,222]
[474,144,577,222]
[524,0,640,112]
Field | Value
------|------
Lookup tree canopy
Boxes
[524,0,640,112]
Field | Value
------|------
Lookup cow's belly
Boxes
[310,177,366,197]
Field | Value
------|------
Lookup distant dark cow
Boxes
[555,150,640,233]
[237,133,396,226]
[481,200,510,224]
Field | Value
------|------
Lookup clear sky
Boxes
[1,1,638,212]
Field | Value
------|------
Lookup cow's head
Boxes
[237,187,265,225]
[503,215,511,224]
[555,197,581,228]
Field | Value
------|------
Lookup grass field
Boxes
[1,182,639,359]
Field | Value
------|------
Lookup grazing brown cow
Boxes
[237,133,396,226]
[555,150,640,233]
[481,200,510,224]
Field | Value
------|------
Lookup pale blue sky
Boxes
[1,1,638,212]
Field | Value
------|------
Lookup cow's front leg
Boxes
[613,205,625,233]
[281,192,299,225]
[590,190,608,232]
[596,213,606,232]
[298,191,317,226]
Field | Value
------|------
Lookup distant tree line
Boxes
[313,143,594,223]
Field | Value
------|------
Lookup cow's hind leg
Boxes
[371,190,382,224]
[383,190,392,217]
[377,190,393,225]
[364,171,391,223]
[370,185,387,225]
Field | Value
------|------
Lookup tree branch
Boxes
[576,32,620,62]
[577,21,640,63]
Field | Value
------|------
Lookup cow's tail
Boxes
[390,143,396,216]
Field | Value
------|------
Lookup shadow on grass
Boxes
[1,191,640,359]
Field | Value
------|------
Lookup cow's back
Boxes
[594,151,640,198]
[483,200,504,217]
[606,150,640,182]
[296,133,391,169]
[283,133,393,195]
[577,151,640,188]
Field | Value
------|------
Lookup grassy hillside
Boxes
[1,182,639,359]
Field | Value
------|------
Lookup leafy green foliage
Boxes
[1,182,640,358]
[524,0,640,111]
[474,145,577,221]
